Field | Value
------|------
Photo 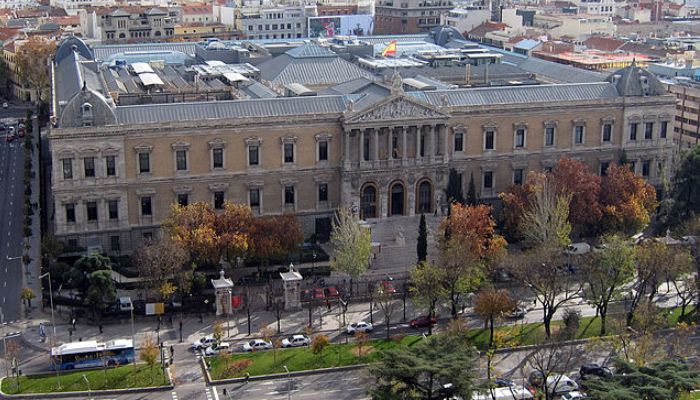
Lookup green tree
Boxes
[665,144,700,228]
[417,213,427,262]
[68,254,112,299]
[330,209,372,288]
[581,235,636,335]
[466,172,478,205]
[519,173,572,249]
[409,261,443,335]
[0,56,9,96]
[445,168,464,204]
[85,270,117,316]
[375,284,398,339]
[370,334,477,400]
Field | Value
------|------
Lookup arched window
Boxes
[417,181,432,214]
[360,184,377,219]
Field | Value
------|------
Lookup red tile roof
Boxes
[583,36,625,51]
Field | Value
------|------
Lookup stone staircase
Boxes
[365,214,444,275]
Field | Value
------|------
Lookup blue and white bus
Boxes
[50,339,135,370]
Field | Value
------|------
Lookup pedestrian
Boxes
[170,345,174,357]
[245,372,250,384]
[98,324,103,334]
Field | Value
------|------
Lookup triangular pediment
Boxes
[344,95,449,125]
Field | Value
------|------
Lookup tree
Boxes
[466,172,478,205]
[518,172,572,249]
[134,236,189,300]
[20,287,35,314]
[249,214,303,271]
[354,331,369,357]
[508,247,582,338]
[330,209,372,282]
[139,335,159,377]
[370,334,477,400]
[15,36,55,102]
[600,164,657,235]
[85,270,117,317]
[527,338,583,400]
[409,261,443,335]
[259,326,278,362]
[41,234,64,266]
[375,284,398,339]
[551,157,603,234]
[473,288,515,348]
[582,358,700,400]
[581,234,636,335]
[664,145,700,228]
[0,56,9,96]
[445,168,464,204]
[67,254,112,299]
[311,334,329,355]
[438,203,506,318]
[417,213,427,263]
[213,321,224,343]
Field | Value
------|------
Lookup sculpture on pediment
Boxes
[391,71,404,95]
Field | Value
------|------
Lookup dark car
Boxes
[324,286,339,299]
[410,315,437,328]
[300,289,312,302]
[579,364,612,380]
[494,377,516,388]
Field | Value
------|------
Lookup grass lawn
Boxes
[0,364,168,395]
[208,305,696,380]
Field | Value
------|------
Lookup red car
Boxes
[300,289,312,302]
[381,280,397,294]
[313,288,325,300]
[5,134,13,143]
[410,315,437,328]
[17,129,25,138]
[324,286,339,299]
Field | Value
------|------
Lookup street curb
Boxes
[204,361,368,385]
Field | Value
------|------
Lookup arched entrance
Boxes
[360,184,378,219]
[389,181,405,216]
[416,179,433,214]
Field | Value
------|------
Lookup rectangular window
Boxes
[629,161,636,172]
[629,123,638,141]
[86,201,98,221]
[177,193,189,207]
[318,183,328,202]
[574,126,584,144]
[110,235,120,252]
[83,157,95,178]
[248,145,259,166]
[284,143,294,163]
[175,150,187,171]
[602,123,612,142]
[140,196,152,216]
[484,130,495,150]
[212,148,224,169]
[660,121,668,138]
[318,141,328,161]
[454,133,463,152]
[105,155,116,176]
[515,129,525,148]
[642,160,650,177]
[214,191,224,209]
[483,171,493,189]
[644,122,653,140]
[249,188,260,207]
[513,169,523,185]
[65,203,75,223]
[138,152,150,174]
[108,199,118,220]
[62,158,73,179]
[545,127,555,146]
[284,185,295,205]
[143,232,153,240]
[363,136,370,161]
[600,162,610,176]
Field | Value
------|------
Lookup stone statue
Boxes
[440,94,449,108]
[391,71,404,95]
[346,99,354,113]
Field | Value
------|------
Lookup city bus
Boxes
[50,339,135,370]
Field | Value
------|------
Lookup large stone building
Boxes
[48,36,676,254]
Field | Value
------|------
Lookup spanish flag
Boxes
[382,40,397,57]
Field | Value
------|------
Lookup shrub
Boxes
[562,309,581,339]
[311,334,330,355]
[390,334,404,344]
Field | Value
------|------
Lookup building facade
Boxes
[49,40,676,255]
[374,0,453,34]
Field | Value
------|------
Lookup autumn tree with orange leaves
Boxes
[438,203,507,318]
[249,214,303,271]
[16,36,55,102]
[599,164,658,235]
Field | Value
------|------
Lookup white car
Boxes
[546,375,579,395]
[346,321,373,334]
[281,334,310,348]
[191,335,217,350]
[561,391,588,400]
[242,339,273,352]
[204,342,230,356]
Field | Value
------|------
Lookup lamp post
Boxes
[38,271,56,340]
[1,307,8,379]
[283,365,291,400]
[82,374,91,400]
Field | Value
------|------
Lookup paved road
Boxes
[0,118,25,324]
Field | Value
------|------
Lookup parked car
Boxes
[579,364,612,380]
[242,339,273,352]
[506,307,528,319]
[313,288,325,300]
[561,391,589,399]
[494,377,516,388]
[191,335,217,350]
[5,134,13,143]
[410,315,437,328]
[300,289,312,302]
[2,102,8,109]
[545,375,579,395]
[380,280,396,294]
[281,334,310,348]
[346,321,373,334]
[324,286,339,299]
[17,124,25,138]
[564,242,591,256]
[204,342,230,356]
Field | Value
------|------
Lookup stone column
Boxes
[442,125,449,163]
[380,187,388,218]
[372,127,379,166]
[359,129,365,163]
[416,126,422,160]
[344,129,351,169]
[401,126,408,166]
[407,187,416,217]
[387,127,393,160]
[429,124,436,163]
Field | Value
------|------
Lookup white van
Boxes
[472,386,535,400]
[546,375,579,395]
[118,297,133,312]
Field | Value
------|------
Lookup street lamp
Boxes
[82,374,91,400]
[283,365,291,400]
[0,308,8,379]
[38,272,56,340]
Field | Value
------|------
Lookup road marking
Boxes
[205,387,214,400]
[171,391,178,400]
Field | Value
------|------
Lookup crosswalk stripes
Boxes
[171,390,178,400]
[205,387,215,400]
